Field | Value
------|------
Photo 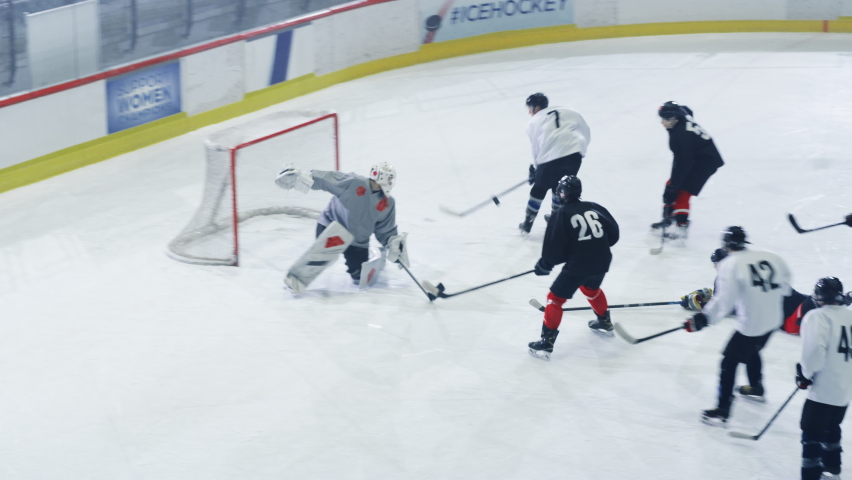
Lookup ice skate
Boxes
[519,209,536,234]
[820,473,841,480]
[737,385,766,403]
[650,217,673,231]
[588,311,614,336]
[528,324,559,361]
[543,213,551,223]
[701,407,729,427]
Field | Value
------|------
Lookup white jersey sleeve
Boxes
[801,305,852,407]
[526,106,590,166]
[702,249,792,336]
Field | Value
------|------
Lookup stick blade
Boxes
[728,431,758,440]
[422,280,440,301]
[787,213,806,233]
[613,323,638,344]
[529,299,545,312]
[439,205,464,217]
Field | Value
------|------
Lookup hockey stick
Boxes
[423,270,536,301]
[613,322,685,344]
[528,299,679,312]
[729,387,799,441]
[439,180,528,217]
[787,213,847,234]
[398,263,439,301]
[650,223,666,255]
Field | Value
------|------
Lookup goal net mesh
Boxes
[168,111,338,266]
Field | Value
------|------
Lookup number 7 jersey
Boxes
[703,249,792,336]
[800,305,852,407]
[541,200,619,275]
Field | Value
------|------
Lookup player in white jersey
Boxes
[519,93,591,233]
[797,277,852,480]
[683,226,792,425]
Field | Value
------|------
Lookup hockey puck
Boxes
[425,15,442,32]
[492,196,500,206]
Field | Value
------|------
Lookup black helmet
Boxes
[813,277,845,305]
[555,175,582,202]
[658,101,691,119]
[526,93,548,110]
[710,248,728,263]
[722,226,750,251]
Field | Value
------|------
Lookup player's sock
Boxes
[579,286,608,317]
[519,202,540,233]
[543,292,566,330]
[802,433,823,480]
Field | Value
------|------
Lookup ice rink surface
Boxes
[1,33,852,479]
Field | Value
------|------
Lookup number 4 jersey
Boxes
[541,201,619,275]
[800,305,852,407]
[703,249,792,337]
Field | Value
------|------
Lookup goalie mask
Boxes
[370,162,396,194]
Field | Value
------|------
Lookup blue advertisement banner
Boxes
[420,0,574,44]
[106,62,182,134]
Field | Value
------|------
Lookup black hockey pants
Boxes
[717,330,771,410]
[528,153,583,212]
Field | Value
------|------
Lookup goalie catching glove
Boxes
[680,287,713,311]
[274,163,314,193]
[386,233,410,269]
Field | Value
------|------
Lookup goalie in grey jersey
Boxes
[275,162,409,289]
[796,277,852,480]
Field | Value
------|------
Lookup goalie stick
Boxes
[439,179,528,217]
[398,263,439,301]
[729,387,799,441]
[423,270,535,301]
[787,213,848,234]
[613,322,685,344]
[528,299,679,312]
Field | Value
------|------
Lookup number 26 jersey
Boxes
[541,201,619,276]
[703,249,792,337]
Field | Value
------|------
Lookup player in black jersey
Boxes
[651,101,724,240]
[528,175,620,360]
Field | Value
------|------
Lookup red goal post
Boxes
[168,111,339,266]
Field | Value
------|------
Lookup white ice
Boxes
[1,33,851,479]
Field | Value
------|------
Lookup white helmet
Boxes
[369,162,396,194]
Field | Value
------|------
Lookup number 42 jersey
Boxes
[703,249,792,337]
[541,201,619,275]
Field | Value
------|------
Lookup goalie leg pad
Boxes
[285,221,354,293]
[358,247,387,289]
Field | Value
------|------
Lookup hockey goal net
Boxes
[168,111,339,266]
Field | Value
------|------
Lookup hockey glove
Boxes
[843,291,852,307]
[275,164,314,193]
[845,213,852,227]
[528,165,536,185]
[386,233,410,269]
[684,312,709,332]
[680,288,713,311]
[534,258,553,276]
[662,185,679,205]
[796,363,813,389]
